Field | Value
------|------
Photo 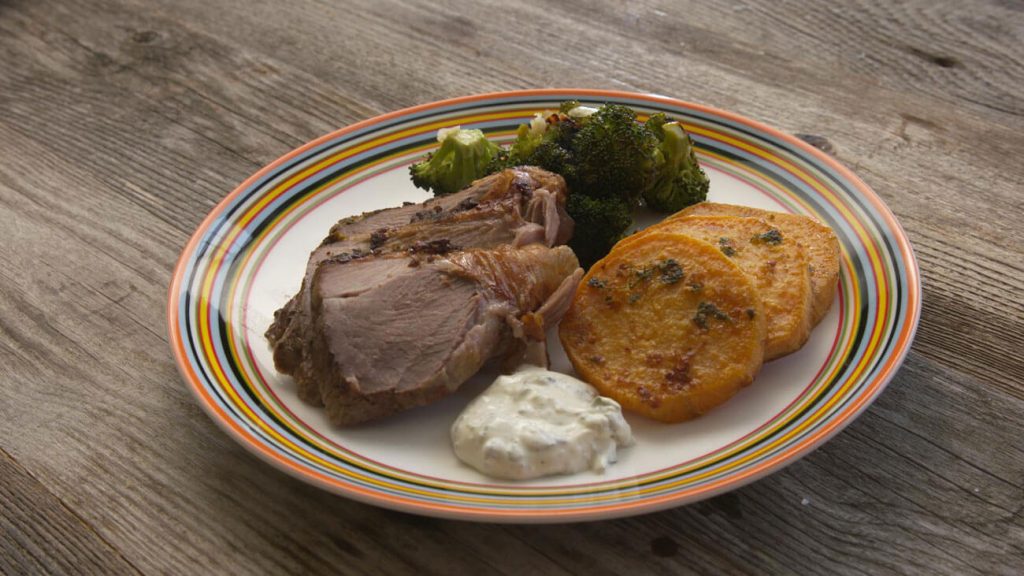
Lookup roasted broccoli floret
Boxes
[504,111,581,180]
[506,103,656,201]
[571,104,658,202]
[405,103,713,268]
[644,114,709,212]
[507,113,552,162]
[566,193,634,268]
[409,127,502,196]
[506,118,546,162]
[504,103,659,265]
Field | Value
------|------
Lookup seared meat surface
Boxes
[311,244,581,425]
[265,168,578,423]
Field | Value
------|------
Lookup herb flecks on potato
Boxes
[621,215,815,360]
[559,233,766,423]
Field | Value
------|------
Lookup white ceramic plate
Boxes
[168,89,921,522]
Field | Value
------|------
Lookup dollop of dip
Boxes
[451,366,634,480]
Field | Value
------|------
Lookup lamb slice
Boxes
[318,166,565,247]
[367,196,528,253]
[266,167,571,396]
[316,166,570,258]
[308,244,581,426]
[273,199,536,404]
[266,168,568,352]
[267,186,559,397]
[324,174,489,239]
[265,174,495,349]
[367,171,572,253]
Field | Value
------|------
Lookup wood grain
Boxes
[1,0,1022,574]
[0,449,141,576]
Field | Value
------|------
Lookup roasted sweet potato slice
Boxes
[559,233,766,423]
[622,215,814,360]
[672,202,840,323]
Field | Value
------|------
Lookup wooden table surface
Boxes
[3,0,1023,574]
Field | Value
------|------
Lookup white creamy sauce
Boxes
[451,367,634,480]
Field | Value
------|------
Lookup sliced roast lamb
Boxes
[310,244,582,425]
[265,167,574,409]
